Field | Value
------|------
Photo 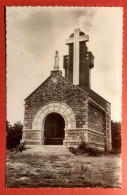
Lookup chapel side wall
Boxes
[87,102,106,149]
[106,103,112,151]
[23,72,89,130]
[88,102,106,133]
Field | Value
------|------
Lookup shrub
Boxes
[105,148,121,155]
[16,141,26,152]
[77,142,88,154]
[69,142,103,156]
[68,147,78,155]
[86,146,103,156]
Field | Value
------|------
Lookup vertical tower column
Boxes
[73,29,80,85]
[65,28,89,85]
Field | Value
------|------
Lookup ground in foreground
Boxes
[6,146,121,188]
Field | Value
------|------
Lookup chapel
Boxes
[22,28,112,151]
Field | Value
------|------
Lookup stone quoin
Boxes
[22,28,112,151]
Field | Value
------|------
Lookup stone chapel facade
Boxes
[22,28,112,151]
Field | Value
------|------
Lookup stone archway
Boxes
[32,102,76,130]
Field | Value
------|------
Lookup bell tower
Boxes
[63,28,94,88]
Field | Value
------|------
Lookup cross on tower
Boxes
[66,28,89,85]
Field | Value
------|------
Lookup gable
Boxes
[25,71,88,102]
[24,70,89,129]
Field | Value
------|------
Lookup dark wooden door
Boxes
[44,113,65,145]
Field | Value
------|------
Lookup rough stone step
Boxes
[26,145,68,149]
[25,145,71,154]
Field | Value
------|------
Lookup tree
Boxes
[111,120,121,150]
[6,121,23,149]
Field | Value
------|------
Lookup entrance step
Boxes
[25,145,71,155]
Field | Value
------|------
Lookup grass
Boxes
[6,149,121,188]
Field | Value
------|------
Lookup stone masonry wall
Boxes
[87,102,106,149]
[88,102,106,134]
[24,70,88,129]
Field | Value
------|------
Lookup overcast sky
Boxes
[6,6,123,124]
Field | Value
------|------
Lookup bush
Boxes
[6,121,23,150]
[77,142,88,154]
[69,142,103,156]
[105,148,121,155]
[16,141,26,153]
[86,146,103,156]
[68,147,78,155]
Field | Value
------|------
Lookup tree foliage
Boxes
[111,120,121,150]
[6,121,23,149]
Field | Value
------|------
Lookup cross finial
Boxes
[54,50,59,69]
[74,28,80,34]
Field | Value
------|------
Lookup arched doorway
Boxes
[44,113,65,145]
[32,102,76,130]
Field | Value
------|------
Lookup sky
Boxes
[6,6,123,124]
